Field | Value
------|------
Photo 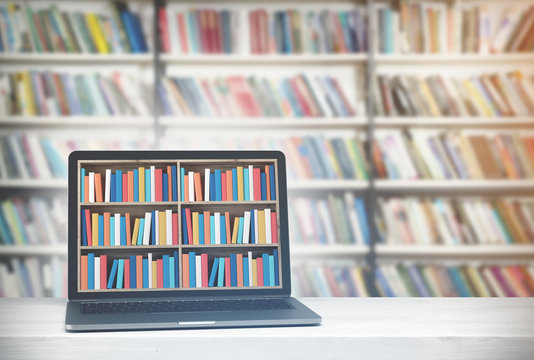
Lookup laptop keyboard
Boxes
[82,299,294,314]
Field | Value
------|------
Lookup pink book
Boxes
[225,257,231,287]
[185,208,193,245]
[157,259,164,288]
[201,253,208,288]
[271,212,278,243]
[257,257,263,286]
[122,174,128,203]
[100,255,107,289]
[172,213,179,245]
[221,173,227,201]
[124,259,130,289]
[155,169,163,202]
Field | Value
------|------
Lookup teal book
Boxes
[116,170,123,202]
[169,257,175,288]
[163,255,169,288]
[243,257,249,287]
[180,167,185,201]
[199,213,204,245]
[268,255,275,287]
[133,169,139,202]
[220,214,226,244]
[237,217,244,244]
[80,168,85,201]
[117,259,125,289]
[137,218,145,245]
[120,216,126,245]
[189,252,196,288]
[262,253,269,286]
[217,257,225,287]
[142,259,149,288]
[107,259,119,289]
[145,169,151,202]
[230,254,237,287]
[110,219,115,246]
[243,168,250,201]
[98,215,104,246]
[209,257,219,287]
[88,253,94,290]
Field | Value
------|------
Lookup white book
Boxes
[94,257,100,290]
[88,172,95,203]
[27,135,52,178]
[317,199,336,244]
[162,79,183,116]
[104,169,111,202]
[148,253,153,288]
[215,212,221,244]
[155,210,159,245]
[42,263,52,295]
[143,212,152,245]
[114,214,120,246]
[196,255,202,288]
[243,211,251,244]
[25,258,43,297]
[254,209,259,244]
[248,165,254,200]
[8,136,29,178]
[248,251,253,286]
[188,171,194,201]
[150,166,156,202]
[166,209,172,245]
[204,168,210,201]
[462,202,487,244]
[344,192,364,245]
[167,7,181,53]
[265,208,272,244]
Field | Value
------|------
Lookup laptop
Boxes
[65,150,321,331]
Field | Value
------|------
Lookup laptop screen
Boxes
[69,151,289,299]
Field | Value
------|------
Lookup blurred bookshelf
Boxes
[1,0,534,298]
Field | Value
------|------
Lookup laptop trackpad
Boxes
[150,312,233,323]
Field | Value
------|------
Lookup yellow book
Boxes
[231,217,239,244]
[462,79,493,117]
[417,77,441,116]
[252,259,257,286]
[20,71,36,115]
[92,213,99,246]
[152,261,157,288]
[352,268,369,297]
[131,218,140,246]
[237,166,244,201]
[159,211,166,246]
[139,167,145,202]
[457,133,484,179]
[325,141,342,178]
[466,266,490,297]
[86,13,109,53]
[192,212,199,245]
[258,210,265,243]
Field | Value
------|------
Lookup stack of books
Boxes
[0,256,66,297]
[0,2,148,53]
[376,262,534,297]
[0,71,150,116]
[0,197,67,245]
[373,130,534,180]
[249,8,367,54]
[292,263,369,297]
[159,74,356,117]
[376,197,534,245]
[289,192,369,245]
[373,71,534,117]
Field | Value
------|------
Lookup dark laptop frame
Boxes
[68,150,292,301]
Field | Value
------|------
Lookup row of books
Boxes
[376,3,534,54]
[291,263,369,297]
[0,71,149,116]
[159,74,356,117]
[376,198,534,246]
[0,2,148,54]
[289,192,369,245]
[182,208,278,245]
[373,130,534,180]
[374,71,534,117]
[376,263,534,297]
[0,256,66,297]
[0,197,67,246]
[249,8,367,54]
[182,251,280,288]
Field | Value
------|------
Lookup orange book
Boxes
[125,213,131,245]
[236,254,243,287]
[225,211,231,244]
[184,175,189,201]
[265,165,271,200]
[83,176,89,202]
[103,212,110,246]
[182,253,189,288]
[226,170,233,200]
[94,173,103,202]
[203,211,210,244]
[519,266,534,295]
[167,166,172,201]
[81,255,88,290]
[136,255,143,289]
[127,171,134,202]
[194,172,203,201]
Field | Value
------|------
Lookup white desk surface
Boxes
[1,297,533,359]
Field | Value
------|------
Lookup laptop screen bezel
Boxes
[68,150,292,301]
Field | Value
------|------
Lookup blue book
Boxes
[273,249,279,286]
[145,169,151,202]
[354,198,369,245]
[269,165,276,200]
[232,169,238,201]
[110,218,115,246]
[121,12,140,53]
[268,255,275,287]
[237,217,244,244]
[220,214,226,244]
[199,213,204,245]
[215,169,222,201]
[137,218,145,245]
[130,255,136,289]
[174,251,179,288]
[110,173,116,202]
[262,254,269,286]
[80,168,85,202]
[107,259,119,289]
[143,259,149,288]
[180,167,185,201]
[133,169,139,202]
[448,268,471,297]
[181,208,188,244]
[163,255,169,288]
[220,10,232,53]
[230,254,237,287]
[243,257,249,287]
[40,139,67,178]
[169,257,175,288]
[81,209,87,246]
[88,253,94,290]
[162,173,168,202]
[171,166,178,201]
[250,210,255,244]
[132,13,148,52]
[116,170,122,202]
[210,216,215,244]
[217,257,225,287]
[209,258,219,287]
[98,215,104,246]
[151,211,156,245]
[376,267,394,296]
[210,173,216,201]
[260,173,267,200]
[117,259,125,289]
[243,168,250,201]
[120,216,127,245]
[189,252,196,288]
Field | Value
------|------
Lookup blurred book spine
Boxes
[292,263,369,297]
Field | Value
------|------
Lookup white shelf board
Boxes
[291,244,369,256]
[375,53,534,64]
[376,244,534,257]
[161,53,368,64]
[0,116,153,127]
[0,179,67,189]
[0,53,152,64]
[160,117,366,128]
[287,180,369,190]
[0,245,67,256]
[375,179,534,191]
[374,116,534,128]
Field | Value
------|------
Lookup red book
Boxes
[185,208,193,245]
[158,6,170,53]
[124,259,130,289]
[122,173,128,202]
[214,10,222,53]
[238,77,261,116]
[225,257,231,287]
[83,176,89,202]
[226,170,233,200]
[257,9,268,54]
[172,213,179,245]
[125,213,131,246]
[225,211,231,245]
[167,166,173,201]
[80,255,88,290]
[155,169,163,201]
[201,253,208,287]
[177,13,189,53]
[84,209,92,245]
[221,172,227,201]
[203,211,210,244]
[257,257,264,286]
[136,255,143,289]
[100,255,107,289]
[265,165,271,200]
[253,168,261,200]
[249,10,258,54]
[157,259,163,288]
[271,212,278,244]
[236,254,243,287]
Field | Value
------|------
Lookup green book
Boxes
[62,12,81,53]
[397,264,419,296]
[49,5,74,52]
[24,4,43,53]
[73,12,96,53]
[109,1,131,53]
